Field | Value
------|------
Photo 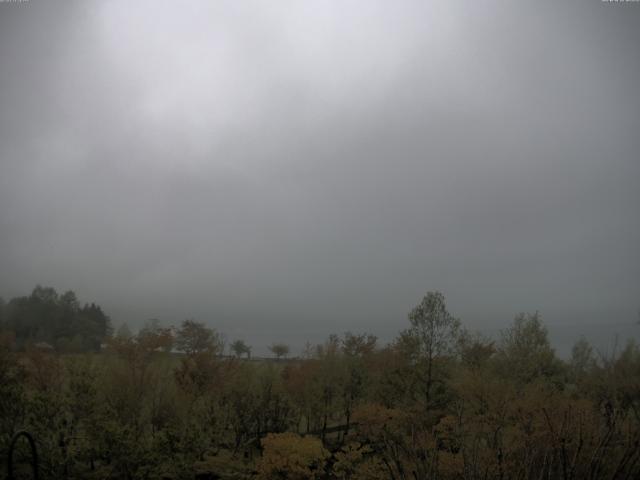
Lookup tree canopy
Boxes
[0,285,111,351]
[175,319,222,355]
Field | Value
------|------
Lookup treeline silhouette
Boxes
[1,287,639,479]
[0,285,111,352]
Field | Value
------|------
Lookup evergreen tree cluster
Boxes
[0,285,112,352]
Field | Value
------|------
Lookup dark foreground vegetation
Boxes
[1,287,639,479]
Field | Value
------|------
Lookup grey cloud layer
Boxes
[1,0,639,353]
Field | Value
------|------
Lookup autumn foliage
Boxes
[1,290,639,479]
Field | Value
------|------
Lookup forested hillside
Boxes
[1,289,639,479]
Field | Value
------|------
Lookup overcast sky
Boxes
[1,0,638,354]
